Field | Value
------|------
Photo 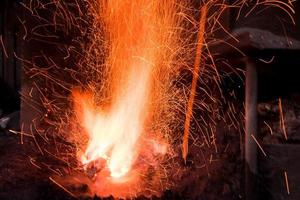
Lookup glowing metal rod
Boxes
[182,4,207,163]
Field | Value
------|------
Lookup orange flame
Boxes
[72,85,168,196]
[71,0,184,197]
[74,62,152,179]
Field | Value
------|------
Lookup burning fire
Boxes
[73,88,168,197]
[73,61,154,179]
[71,0,184,197]
[20,0,297,198]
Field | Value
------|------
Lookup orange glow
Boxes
[71,0,184,197]
[74,61,152,179]
[73,89,169,196]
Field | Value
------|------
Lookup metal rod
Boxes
[245,58,258,200]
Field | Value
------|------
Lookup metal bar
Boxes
[3,0,15,90]
[245,58,258,200]
[0,1,4,79]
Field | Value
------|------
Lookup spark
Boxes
[8,129,34,138]
[278,98,288,140]
[259,56,275,64]
[0,35,8,58]
[284,171,290,195]
[49,177,77,198]
[251,134,267,157]
[29,156,42,170]
[263,121,273,135]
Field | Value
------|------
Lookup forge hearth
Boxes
[0,128,243,200]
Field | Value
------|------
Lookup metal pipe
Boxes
[245,58,258,200]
